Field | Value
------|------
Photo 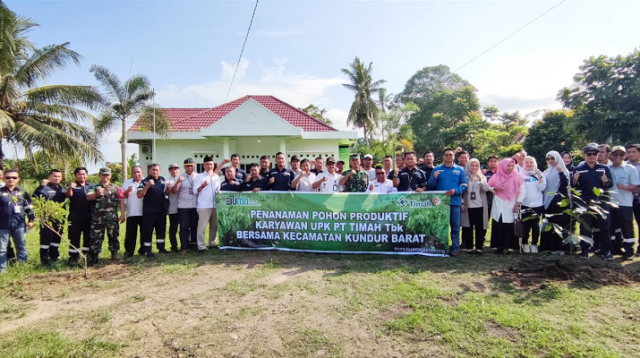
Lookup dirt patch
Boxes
[491,259,640,288]
[485,321,519,342]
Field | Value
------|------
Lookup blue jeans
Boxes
[0,228,27,272]
[450,205,461,252]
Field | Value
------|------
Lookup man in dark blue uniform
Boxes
[34,169,66,267]
[418,151,435,183]
[573,144,614,260]
[242,164,267,192]
[394,152,427,192]
[220,166,244,191]
[268,152,294,191]
[222,154,247,181]
[65,167,93,266]
[137,163,169,256]
[259,155,271,179]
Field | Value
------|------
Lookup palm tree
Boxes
[91,65,168,180]
[341,57,386,143]
[377,88,393,114]
[0,3,103,170]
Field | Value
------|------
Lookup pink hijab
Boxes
[488,158,524,201]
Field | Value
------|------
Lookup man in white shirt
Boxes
[625,143,640,257]
[122,165,145,257]
[367,165,395,193]
[291,159,317,192]
[313,157,341,193]
[193,156,223,252]
[166,163,181,253]
[608,146,640,260]
[171,158,199,254]
[362,154,376,181]
[290,155,302,178]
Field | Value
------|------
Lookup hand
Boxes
[445,189,455,196]
[455,147,462,153]
[97,187,105,196]
[27,222,34,230]
[119,215,126,224]
[601,173,608,183]
[415,188,424,193]
[202,179,209,188]
[556,165,563,173]
[322,176,328,182]
[433,170,440,179]
[513,204,521,214]
[618,183,626,190]
[41,179,49,186]
[221,158,230,165]
[124,186,133,195]
[536,169,543,178]
[176,176,183,184]
[482,169,487,175]
[369,184,374,191]
[350,170,356,176]
[229,180,235,185]
[168,180,174,187]
[461,204,467,212]
[394,169,399,177]
[493,186,502,192]
[573,171,580,183]
[147,179,155,186]
[69,182,77,189]
[269,177,275,184]
[253,188,261,193]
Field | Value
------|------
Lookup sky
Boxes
[7,0,640,172]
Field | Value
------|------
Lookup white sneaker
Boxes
[523,244,531,254]
[530,245,538,254]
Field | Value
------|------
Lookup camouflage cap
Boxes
[350,153,361,160]
[99,167,111,175]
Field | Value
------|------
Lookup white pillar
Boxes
[279,137,287,158]
[222,138,230,162]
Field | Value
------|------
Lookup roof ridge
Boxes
[263,95,338,131]
[169,96,250,127]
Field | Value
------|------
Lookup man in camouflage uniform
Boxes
[86,168,126,266]
[339,154,370,192]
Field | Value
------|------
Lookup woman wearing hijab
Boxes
[488,158,526,254]
[461,159,492,254]
[561,151,575,172]
[519,156,547,254]
[540,151,571,254]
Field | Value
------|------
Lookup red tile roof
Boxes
[129,95,337,132]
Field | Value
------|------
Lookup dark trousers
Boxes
[633,200,640,252]
[168,213,179,250]
[540,198,570,252]
[125,216,143,254]
[522,205,543,246]
[610,206,635,256]
[491,217,518,250]
[40,224,62,264]
[68,219,91,260]
[580,203,611,254]
[178,208,199,250]
[462,207,485,250]
[6,238,14,260]
[141,212,166,253]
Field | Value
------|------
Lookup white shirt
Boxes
[295,173,317,192]
[314,172,341,193]
[520,171,546,208]
[367,179,395,193]
[193,172,221,209]
[364,168,376,182]
[122,178,144,217]
[175,172,198,209]
[608,162,640,207]
[167,175,180,214]
[490,183,526,223]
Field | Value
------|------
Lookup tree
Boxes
[341,57,386,143]
[298,104,333,126]
[558,49,640,144]
[0,3,103,170]
[91,65,169,181]
[377,88,393,113]
[523,110,578,166]
[399,65,474,105]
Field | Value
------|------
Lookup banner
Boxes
[216,192,451,257]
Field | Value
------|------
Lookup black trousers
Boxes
[39,224,62,264]
[168,213,179,250]
[540,198,570,252]
[141,212,166,253]
[462,207,485,249]
[580,203,611,254]
[491,217,518,250]
[125,216,143,254]
[633,200,640,251]
[68,219,91,260]
[6,238,15,260]
[610,206,635,256]
[178,208,199,250]
[522,205,543,246]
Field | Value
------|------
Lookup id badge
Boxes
[14,205,22,214]
[470,192,477,200]
[189,188,194,195]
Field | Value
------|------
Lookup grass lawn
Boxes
[1,223,640,357]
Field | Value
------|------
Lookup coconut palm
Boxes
[341,57,386,143]
[0,3,103,170]
[90,65,169,180]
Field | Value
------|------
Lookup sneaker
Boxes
[579,251,589,259]
[466,249,474,254]
[622,254,634,261]
[602,252,614,261]
[88,254,99,266]
[523,245,531,254]
[530,245,539,254]
[449,249,460,257]
[636,248,640,257]
[475,249,483,254]
[158,248,170,254]
[207,243,218,248]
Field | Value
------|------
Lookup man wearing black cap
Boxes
[137,163,169,256]
[290,155,301,178]
[313,157,341,193]
[339,154,370,192]
[267,152,294,191]
[171,158,199,254]
[166,163,181,253]
[573,144,614,260]
[34,169,66,267]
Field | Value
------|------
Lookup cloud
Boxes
[325,108,362,136]
[156,58,344,109]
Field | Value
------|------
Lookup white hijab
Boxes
[543,151,569,209]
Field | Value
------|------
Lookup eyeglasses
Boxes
[546,158,554,161]
[376,172,385,175]
[585,152,598,157]
[612,153,625,157]
[4,176,18,180]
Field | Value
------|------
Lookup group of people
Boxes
[1,142,639,272]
